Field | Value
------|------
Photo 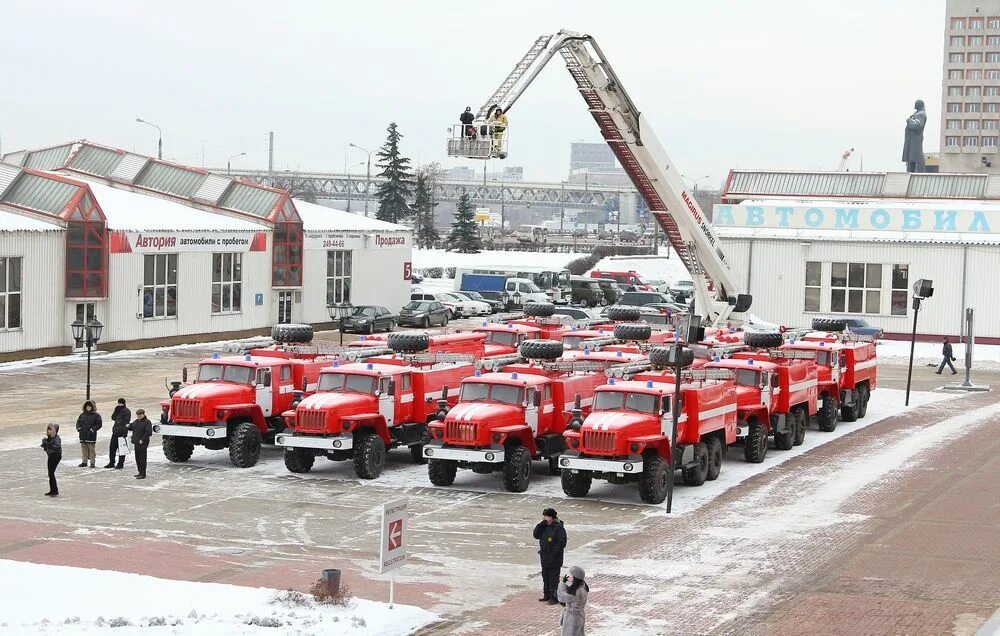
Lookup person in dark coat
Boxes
[533,507,568,604]
[556,565,589,636]
[936,337,957,375]
[105,398,131,469]
[41,424,62,497]
[460,106,476,138]
[75,400,102,468]
[128,409,153,479]
[902,99,927,173]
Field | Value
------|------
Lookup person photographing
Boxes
[556,566,589,635]
[533,507,567,604]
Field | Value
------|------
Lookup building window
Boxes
[830,262,881,314]
[891,265,908,316]
[986,103,1000,112]
[969,51,985,61]
[988,37,1000,46]
[990,17,1000,28]
[946,135,961,147]
[951,18,965,29]
[947,102,962,113]
[967,86,982,97]
[325,250,352,306]
[950,52,965,63]
[969,69,983,79]
[971,18,984,29]
[804,261,821,312]
[212,253,242,314]
[984,136,998,147]
[970,35,984,45]
[66,220,106,298]
[272,222,303,287]
[965,135,980,146]
[966,119,981,129]
[986,86,1000,96]
[987,69,1000,79]
[988,52,1000,62]
[947,119,961,130]
[142,254,177,318]
[967,103,982,112]
[74,302,96,324]
[949,69,964,79]
[985,120,999,129]
[948,86,963,96]
[951,35,966,46]
[0,257,21,330]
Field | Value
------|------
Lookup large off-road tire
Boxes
[519,339,564,360]
[427,458,457,486]
[271,323,313,344]
[649,346,694,368]
[284,447,315,473]
[162,436,194,463]
[681,442,709,487]
[502,446,532,493]
[388,332,430,353]
[229,422,262,468]
[561,468,592,498]
[773,415,795,451]
[547,455,562,476]
[793,407,807,446]
[410,443,428,464]
[705,437,723,481]
[613,323,652,342]
[811,317,847,333]
[857,385,870,418]
[607,306,641,322]
[817,396,838,432]
[744,331,784,349]
[743,421,768,463]
[354,432,387,479]
[524,302,555,318]
[638,455,671,504]
[841,394,859,422]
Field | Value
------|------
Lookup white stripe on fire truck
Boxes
[853,359,877,370]
[788,379,818,392]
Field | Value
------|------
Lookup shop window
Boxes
[326,250,352,306]
[891,264,909,316]
[212,253,242,313]
[830,262,881,314]
[804,261,821,312]
[66,220,106,298]
[143,254,177,318]
[272,222,303,287]
[0,257,22,330]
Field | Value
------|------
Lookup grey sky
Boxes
[1,0,943,186]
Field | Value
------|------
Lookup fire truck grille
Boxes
[446,421,478,444]
[583,430,616,454]
[297,409,327,432]
[172,399,200,420]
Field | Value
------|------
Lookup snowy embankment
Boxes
[0,560,436,636]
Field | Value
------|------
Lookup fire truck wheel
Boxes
[427,458,457,486]
[284,448,315,473]
[638,455,670,504]
[613,323,652,342]
[773,418,795,451]
[162,436,194,463]
[841,396,859,422]
[743,421,768,463]
[607,306,641,322]
[524,302,556,318]
[519,339,564,360]
[649,346,694,368]
[811,317,847,333]
[229,422,262,468]
[410,443,428,464]
[388,332,430,353]
[743,331,784,349]
[502,446,532,493]
[793,408,807,446]
[270,323,314,344]
[681,442,709,487]
[817,397,838,432]
[561,468,592,497]
[547,455,561,475]
[354,433,386,479]
[857,385,870,418]
[705,437,723,481]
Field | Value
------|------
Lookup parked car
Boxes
[398,300,450,328]
[839,317,884,338]
[572,228,588,238]
[619,291,674,307]
[552,306,599,320]
[340,305,397,334]
[617,230,639,242]
[667,279,695,301]
[411,292,460,319]
[592,277,623,305]
[452,290,503,314]
[437,291,492,317]
[570,276,606,307]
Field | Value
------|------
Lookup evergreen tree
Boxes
[446,194,482,253]
[412,173,440,248]
[374,122,413,224]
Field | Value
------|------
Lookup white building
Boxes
[716,169,1000,342]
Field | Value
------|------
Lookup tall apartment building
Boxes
[940,0,1000,173]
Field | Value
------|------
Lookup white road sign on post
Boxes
[379,497,409,608]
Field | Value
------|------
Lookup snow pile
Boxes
[587,253,690,286]
[0,560,436,636]
[412,249,585,272]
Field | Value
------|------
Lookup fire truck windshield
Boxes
[318,373,377,394]
[734,369,760,387]
[483,331,518,347]
[561,336,584,349]
[460,382,524,405]
[593,391,658,414]
[197,364,253,384]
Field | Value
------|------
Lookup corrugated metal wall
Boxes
[0,230,66,353]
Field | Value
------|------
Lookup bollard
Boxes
[321,568,341,595]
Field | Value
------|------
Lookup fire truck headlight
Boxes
[206,429,216,437]
[153,424,161,433]
[624,462,634,471]
[333,439,343,449]
[560,457,570,467]
[485,452,495,461]
[425,448,433,456]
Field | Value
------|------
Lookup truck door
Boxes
[396,373,413,422]
[524,388,539,434]
[829,352,840,384]
[255,368,273,417]
[759,372,772,408]
[378,377,395,427]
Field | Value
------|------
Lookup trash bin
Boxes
[322,569,341,595]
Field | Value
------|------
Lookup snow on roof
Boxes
[293,198,409,232]
[83,180,266,232]
[0,208,62,232]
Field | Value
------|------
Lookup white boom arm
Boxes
[477,31,751,326]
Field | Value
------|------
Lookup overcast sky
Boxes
[1,0,944,186]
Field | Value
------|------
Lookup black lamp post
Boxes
[904,279,934,406]
[71,317,104,401]
[327,302,353,346]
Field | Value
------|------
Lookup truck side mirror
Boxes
[301,377,308,393]
[182,367,188,383]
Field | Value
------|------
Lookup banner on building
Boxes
[714,203,997,234]
[304,232,410,250]
[110,231,267,254]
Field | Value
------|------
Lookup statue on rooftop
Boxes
[902,99,927,173]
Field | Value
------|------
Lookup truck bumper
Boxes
[154,423,227,439]
[423,446,505,462]
[275,433,352,450]
[558,455,643,474]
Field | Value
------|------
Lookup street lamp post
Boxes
[682,174,711,193]
[327,302,354,346]
[346,161,365,213]
[136,118,163,159]
[348,143,373,217]
[71,317,104,401]
[227,152,247,175]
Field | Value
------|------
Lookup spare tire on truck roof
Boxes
[271,323,313,344]
[811,317,847,333]
[743,331,784,349]
[387,332,430,353]
[523,302,555,318]
[606,306,641,322]
[613,323,652,342]
[519,339,564,360]
[649,346,694,368]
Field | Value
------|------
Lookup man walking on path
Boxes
[41,424,62,497]
[936,337,957,375]
[75,400,102,468]
[128,409,153,479]
[105,398,130,469]
[533,507,567,605]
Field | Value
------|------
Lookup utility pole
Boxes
[560,181,565,233]
[267,131,274,186]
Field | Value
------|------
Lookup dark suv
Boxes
[570,277,606,307]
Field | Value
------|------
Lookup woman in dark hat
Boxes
[557,565,589,635]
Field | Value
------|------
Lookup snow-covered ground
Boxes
[876,338,1000,371]
[0,560,436,636]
